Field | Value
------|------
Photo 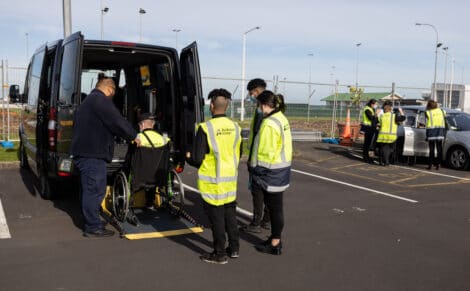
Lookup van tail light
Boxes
[48,107,57,151]
[175,164,184,174]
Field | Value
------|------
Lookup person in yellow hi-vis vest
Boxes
[125,113,169,225]
[186,89,242,265]
[250,90,292,256]
[361,99,378,163]
[376,101,405,166]
[425,100,446,170]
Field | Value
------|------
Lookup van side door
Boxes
[22,46,47,169]
[56,32,84,153]
[180,42,204,154]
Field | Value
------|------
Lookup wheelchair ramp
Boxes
[120,208,203,240]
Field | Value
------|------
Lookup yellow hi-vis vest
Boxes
[197,117,241,206]
[362,105,374,126]
[377,112,398,144]
[137,130,169,148]
[426,108,446,129]
[250,111,292,175]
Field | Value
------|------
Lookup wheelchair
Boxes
[110,144,185,223]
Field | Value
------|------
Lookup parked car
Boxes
[397,106,470,170]
[13,31,204,199]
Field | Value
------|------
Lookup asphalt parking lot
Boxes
[2,143,470,291]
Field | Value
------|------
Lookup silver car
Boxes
[398,106,470,170]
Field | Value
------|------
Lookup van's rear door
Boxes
[56,32,83,154]
[180,42,204,153]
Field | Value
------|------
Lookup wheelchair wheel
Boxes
[167,169,185,214]
[112,171,130,222]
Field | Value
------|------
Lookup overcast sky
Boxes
[0,0,469,102]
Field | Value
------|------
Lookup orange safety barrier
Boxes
[340,108,353,146]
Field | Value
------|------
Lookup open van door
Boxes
[180,42,204,153]
[55,32,83,153]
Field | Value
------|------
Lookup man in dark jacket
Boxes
[71,78,139,237]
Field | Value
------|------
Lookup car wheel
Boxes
[447,147,469,171]
[39,172,58,200]
[19,138,29,169]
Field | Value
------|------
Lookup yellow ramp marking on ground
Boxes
[124,227,204,240]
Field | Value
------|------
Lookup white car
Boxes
[398,106,470,170]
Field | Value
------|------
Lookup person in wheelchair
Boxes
[125,112,170,225]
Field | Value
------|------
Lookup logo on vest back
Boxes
[216,128,235,136]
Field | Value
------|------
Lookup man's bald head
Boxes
[95,77,116,98]
[208,88,231,115]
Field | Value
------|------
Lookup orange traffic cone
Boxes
[340,108,353,146]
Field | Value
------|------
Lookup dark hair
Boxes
[367,99,378,107]
[257,90,286,113]
[247,78,267,91]
[207,88,231,100]
[426,100,438,110]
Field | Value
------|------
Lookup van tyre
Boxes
[19,139,29,169]
[447,147,469,171]
[39,172,58,200]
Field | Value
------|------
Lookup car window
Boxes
[58,40,79,105]
[80,69,116,95]
[402,110,416,127]
[27,50,46,107]
[447,113,470,131]
[417,112,426,128]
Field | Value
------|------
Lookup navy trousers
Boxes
[74,157,107,232]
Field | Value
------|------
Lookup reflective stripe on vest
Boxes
[426,108,445,129]
[362,106,374,126]
[250,112,292,169]
[197,117,241,206]
[376,112,397,143]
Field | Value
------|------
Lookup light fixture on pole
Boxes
[139,8,146,42]
[172,29,181,51]
[100,1,109,40]
[415,23,441,101]
[240,26,261,121]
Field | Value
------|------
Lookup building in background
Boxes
[433,83,470,112]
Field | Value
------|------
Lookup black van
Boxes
[15,31,204,199]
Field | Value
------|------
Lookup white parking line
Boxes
[0,199,11,239]
[181,183,254,218]
[292,168,418,203]
[349,151,470,181]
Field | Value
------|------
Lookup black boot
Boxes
[255,240,282,255]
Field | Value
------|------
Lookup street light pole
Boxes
[442,47,449,106]
[240,26,260,122]
[172,29,181,51]
[62,0,72,37]
[449,57,455,108]
[415,23,440,101]
[355,43,361,91]
[307,53,314,122]
[139,8,146,42]
[25,33,29,62]
[100,1,109,40]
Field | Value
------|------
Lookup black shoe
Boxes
[427,164,432,170]
[126,209,140,226]
[435,164,440,170]
[260,221,271,230]
[200,252,228,264]
[240,223,262,233]
[255,241,282,255]
[226,248,239,259]
[83,228,115,238]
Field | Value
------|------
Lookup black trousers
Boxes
[264,191,284,240]
[362,126,375,160]
[428,140,443,166]
[251,179,270,225]
[378,142,395,165]
[203,201,239,256]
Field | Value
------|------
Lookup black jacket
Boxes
[71,89,137,162]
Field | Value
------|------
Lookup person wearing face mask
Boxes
[361,99,379,163]
[71,77,140,237]
[250,91,292,255]
[241,78,272,234]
